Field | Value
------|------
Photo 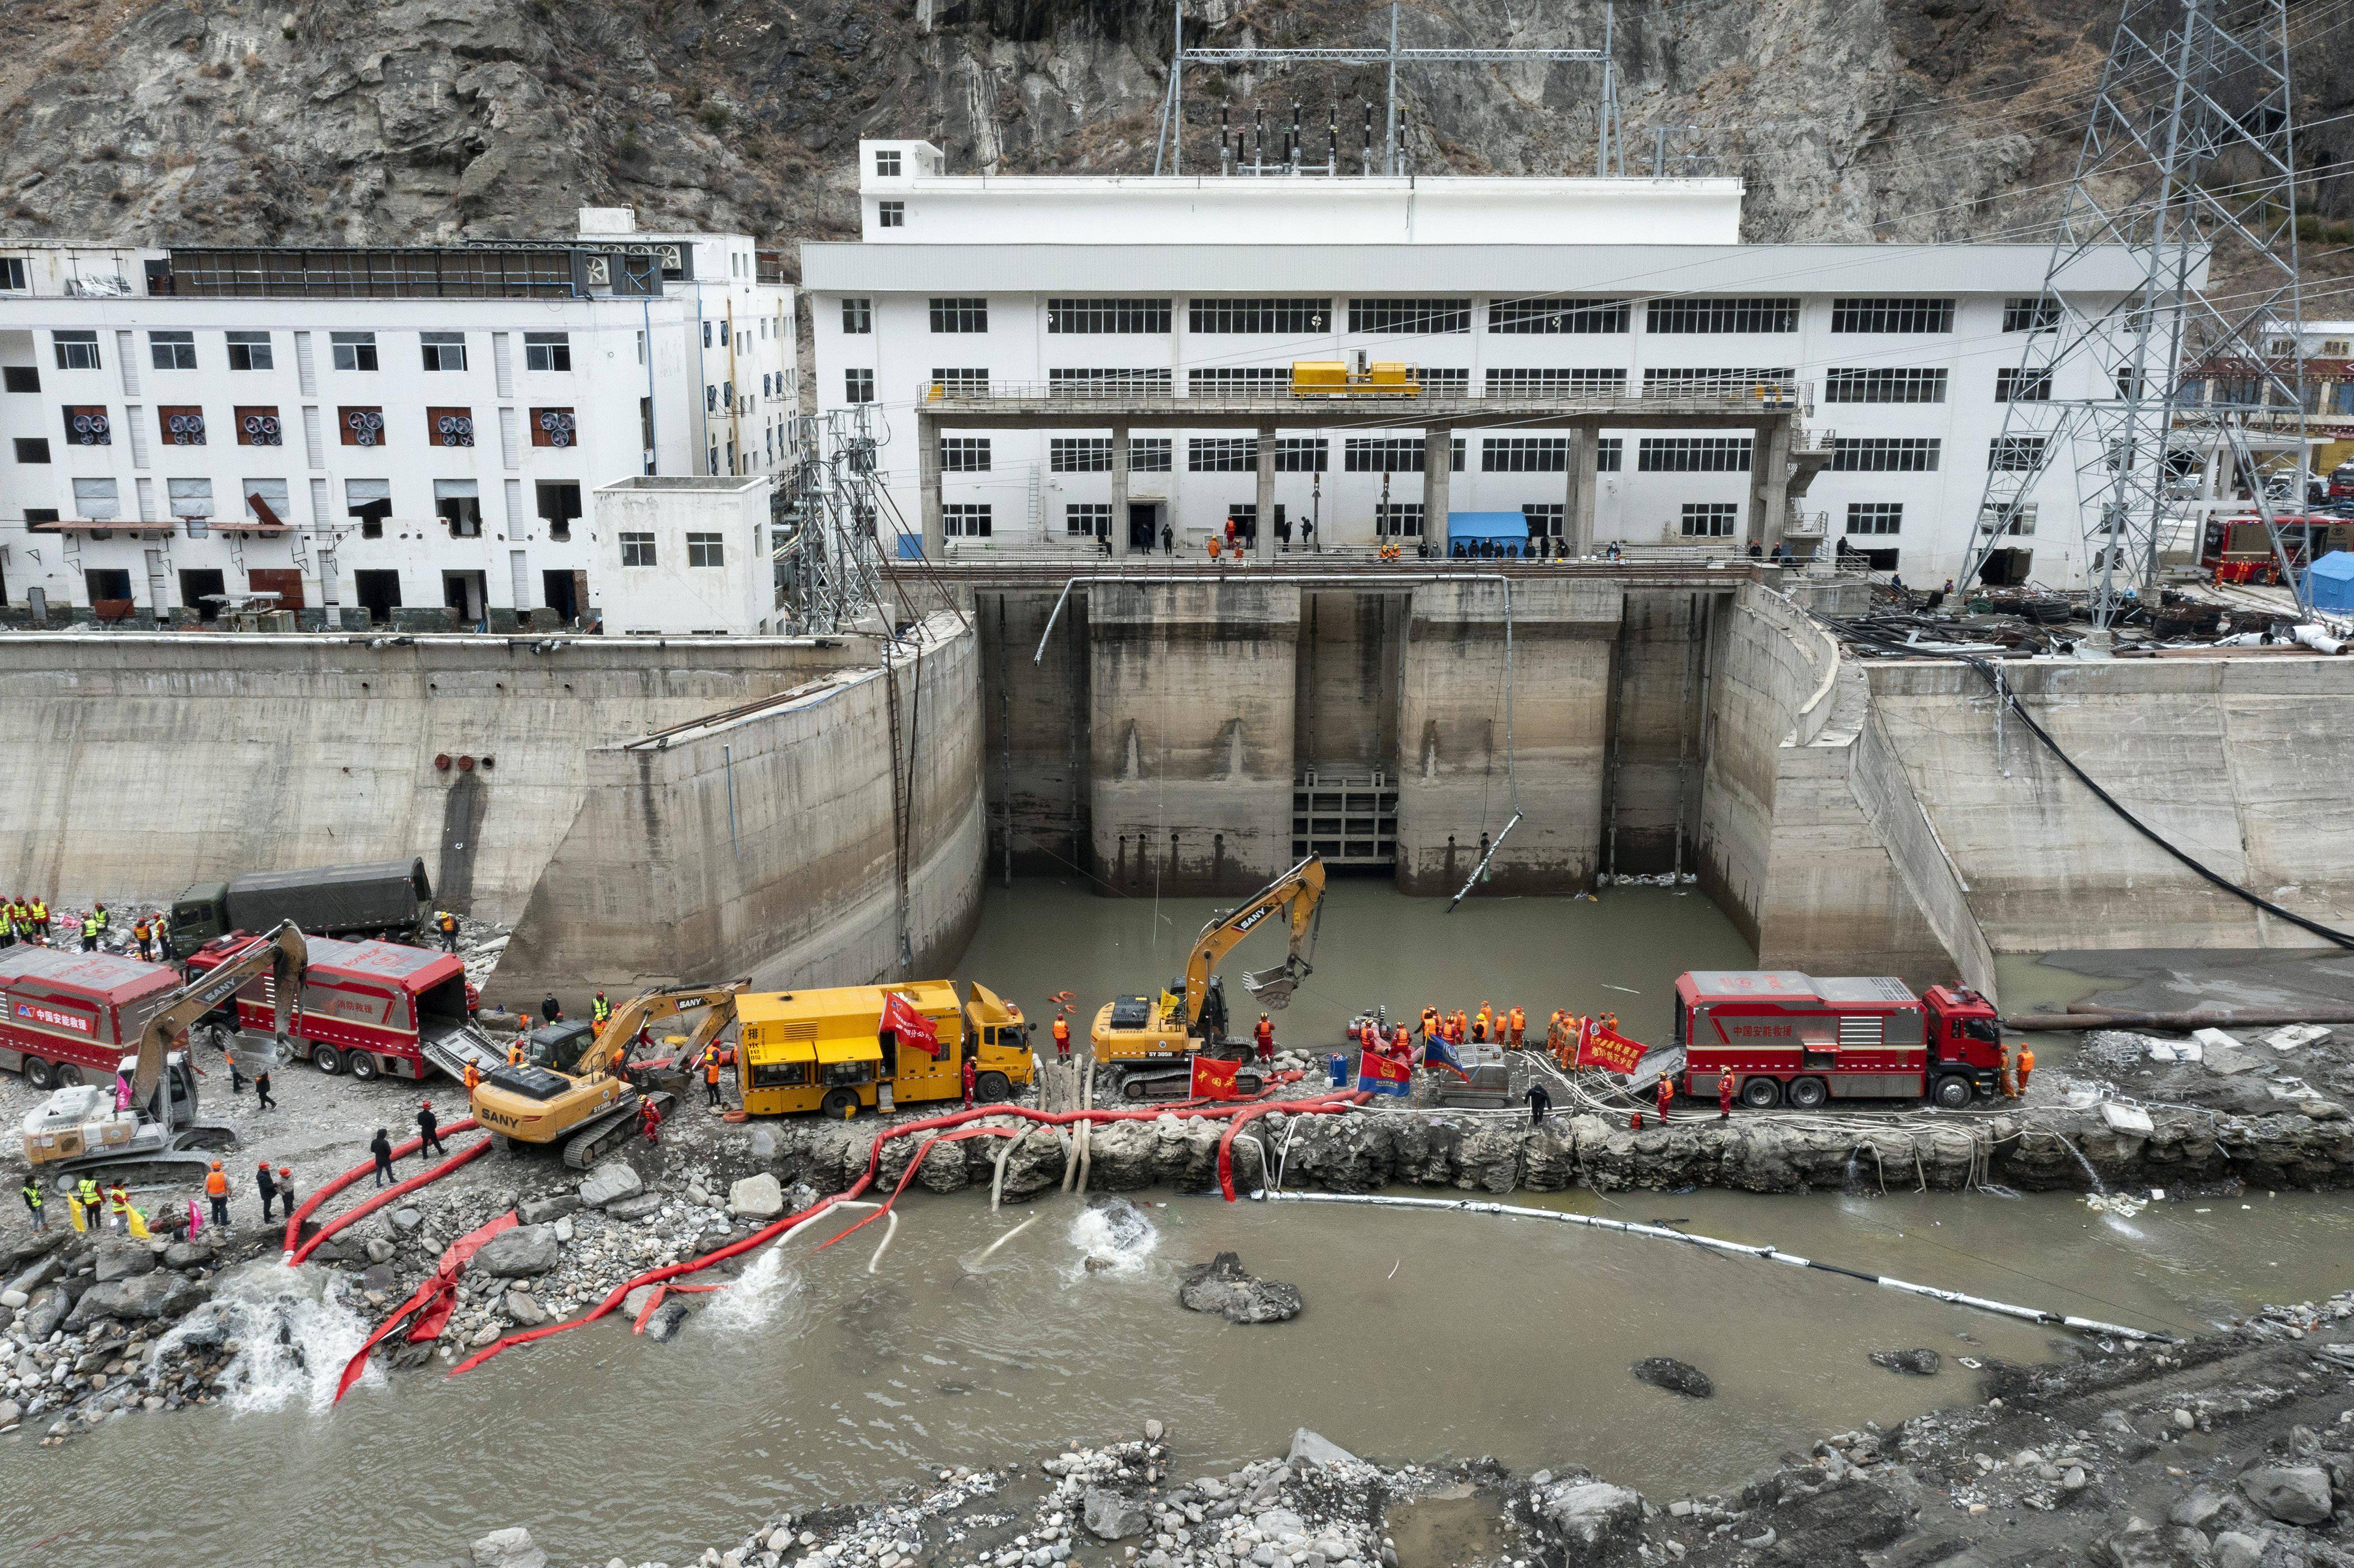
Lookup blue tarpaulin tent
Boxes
[2309,550,2354,612]
[1447,511,1531,558]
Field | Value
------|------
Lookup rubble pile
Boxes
[0,1228,232,1439]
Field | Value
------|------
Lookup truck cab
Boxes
[1922,984,2003,1096]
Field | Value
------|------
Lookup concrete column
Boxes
[1746,419,1792,553]
[1422,425,1452,556]
[1564,425,1597,558]
[1255,424,1276,559]
[1110,422,1131,557]
[917,415,943,560]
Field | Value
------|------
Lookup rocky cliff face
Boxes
[1,0,2348,266]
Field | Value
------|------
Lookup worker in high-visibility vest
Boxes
[203,1161,230,1228]
[73,1176,100,1232]
[591,991,613,1027]
[463,1060,481,1096]
[29,898,49,943]
[1253,1013,1274,1064]
[1420,1007,1438,1044]
[2018,1046,2036,1097]
[79,910,101,952]
[434,910,459,952]
[1051,1013,1071,1062]
[702,1045,725,1110]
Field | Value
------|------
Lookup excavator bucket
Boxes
[1242,959,1308,1010]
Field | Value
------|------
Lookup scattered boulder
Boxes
[2215,1532,2270,1568]
[504,1290,549,1328]
[605,1193,662,1222]
[622,1284,661,1323]
[728,1172,785,1220]
[6,1252,68,1297]
[388,1207,424,1235]
[1082,1486,1149,1540]
[1287,1428,1359,1469]
[1524,1477,1645,1564]
[0,1399,20,1430]
[473,1225,559,1279]
[1631,1358,1714,1399]
[577,1161,643,1208]
[160,1241,212,1272]
[91,1242,156,1284]
[2170,1487,2230,1529]
[67,1272,206,1325]
[643,1301,690,1342]
[515,1194,579,1227]
[1178,1252,1303,1325]
[1869,1348,1941,1377]
[748,1127,777,1160]
[2239,1465,2333,1525]
[471,1527,549,1568]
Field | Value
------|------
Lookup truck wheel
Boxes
[975,1070,1011,1103]
[1737,1075,1781,1110]
[347,1051,379,1082]
[312,1046,345,1076]
[1786,1075,1829,1110]
[821,1088,860,1120]
[22,1059,53,1091]
[1932,1074,1975,1110]
[50,1065,81,1089]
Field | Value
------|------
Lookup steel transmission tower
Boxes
[778,405,893,635]
[1963,0,2308,625]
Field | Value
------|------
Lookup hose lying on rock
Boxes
[282,1118,484,1259]
[286,1121,489,1267]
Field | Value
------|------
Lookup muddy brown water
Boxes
[3,883,2349,1568]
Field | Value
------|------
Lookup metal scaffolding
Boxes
[776,404,895,635]
[1963,0,2310,624]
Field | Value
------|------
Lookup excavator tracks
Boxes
[560,1089,673,1170]
[1109,1063,1267,1103]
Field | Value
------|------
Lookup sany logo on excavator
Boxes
[1231,907,1273,933]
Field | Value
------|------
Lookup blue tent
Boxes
[1447,511,1531,558]
[2309,550,2354,613]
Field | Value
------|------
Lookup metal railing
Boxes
[917,379,1813,415]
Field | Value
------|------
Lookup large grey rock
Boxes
[2170,1487,2230,1530]
[1287,1428,1360,1469]
[1526,1479,1645,1564]
[503,1289,549,1326]
[998,1128,1068,1198]
[1083,1487,1150,1540]
[728,1172,785,1219]
[160,1241,212,1271]
[1869,1348,1941,1377]
[7,1252,68,1298]
[748,1127,777,1160]
[471,1527,549,1568]
[1631,1357,1714,1398]
[388,1207,424,1235]
[1178,1252,1303,1325]
[0,1399,20,1430]
[605,1193,661,1221]
[92,1241,156,1283]
[67,1272,206,1325]
[473,1225,559,1279]
[622,1284,662,1323]
[2239,1465,2333,1525]
[643,1301,690,1342]
[515,1194,579,1226]
[577,1161,643,1208]
[20,1284,71,1342]
[2214,1532,2269,1568]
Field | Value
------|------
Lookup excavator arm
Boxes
[1180,855,1324,1032]
[128,922,309,1108]
[583,982,747,1079]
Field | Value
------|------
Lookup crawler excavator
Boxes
[1088,854,1325,1101]
[20,921,308,1187]
[471,981,744,1168]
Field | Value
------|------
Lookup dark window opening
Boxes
[354,570,402,624]
[536,480,582,541]
[178,568,225,619]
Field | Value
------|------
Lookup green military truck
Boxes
[169,859,434,950]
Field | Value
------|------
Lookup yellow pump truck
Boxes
[735,981,1033,1119]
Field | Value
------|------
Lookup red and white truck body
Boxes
[1673,970,2004,1110]
[187,932,475,1080]
[0,948,184,1089]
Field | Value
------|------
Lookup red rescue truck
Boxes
[187,931,476,1080]
[1672,970,2004,1110]
[0,948,185,1091]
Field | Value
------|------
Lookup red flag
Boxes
[881,991,941,1057]
[1575,1019,1648,1075]
[1190,1054,1241,1101]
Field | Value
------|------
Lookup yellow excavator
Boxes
[471,981,745,1168]
[1090,854,1325,1101]
[21,921,308,1186]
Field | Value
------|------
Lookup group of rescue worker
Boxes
[1416,1001,1532,1051]
[20,1159,299,1237]
[0,896,179,958]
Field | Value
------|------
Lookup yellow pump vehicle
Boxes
[1290,355,1422,398]
[1090,854,1325,1101]
[472,982,744,1167]
[735,981,1032,1119]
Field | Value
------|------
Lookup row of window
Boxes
[618,532,726,569]
[852,295,2045,337]
[46,329,572,374]
[935,434,1774,475]
[38,402,578,453]
[850,364,2059,403]
[42,474,585,537]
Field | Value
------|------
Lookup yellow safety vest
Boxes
[81,915,99,938]
[30,902,46,922]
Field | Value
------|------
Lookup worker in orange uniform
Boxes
[1508,1006,1526,1049]
[1470,1009,1488,1045]
[638,1096,663,1145]
[203,1161,230,1229]
[1392,1023,1414,1066]
[1476,1001,1494,1041]
[462,1059,481,1097]
[1452,1009,1468,1045]
[1655,1073,1674,1126]
[1999,1045,2019,1098]
[1718,1069,1735,1120]
[962,1055,977,1106]
[2018,1046,2035,1098]
[702,1044,725,1110]
[1254,1013,1274,1064]
[1420,1006,1439,1045]
[1052,1012,1071,1061]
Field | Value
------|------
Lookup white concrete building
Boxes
[804,140,2159,587]
[0,211,795,628]
[593,475,776,636]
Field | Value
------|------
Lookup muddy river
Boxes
[3,883,2348,1568]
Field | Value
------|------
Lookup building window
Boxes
[1845,502,1904,536]
[1421,369,1470,397]
[420,332,467,372]
[1047,298,1173,334]
[242,478,290,526]
[0,257,25,292]
[54,331,100,371]
[1348,298,1472,334]
[1596,437,1623,472]
[1273,437,1327,473]
[331,331,378,372]
[428,406,476,447]
[1680,503,1739,537]
[1188,367,1286,395]
[717,321,729,347]
[1996,368,2054,402]
[1486,368,1626,396]
[687,532,725,568]
[340,406,386,447]
[531,407,578,448]
[1829,298,1956,334]
[1831,437,1940,472]
[1488,297,1629,334]
[1050,368,1173,396]
[928,297,988,333]
[1129,437,1173,472]
[702,322,713,350]
[149,331,198,370]
[2002,297,2060,333]
[434,479,483,536]
[13,437,49,463]
[72,478,122,521]
[706,384,720,413]
[1646,367,1792,393]
[225,331,274,371]
[1646,298,1800,333]
[63,405,110,445]
[1344,436,1464,472]
[940,437,991,472]
[842,298,872,334]
[1189,437,1257,473]
[159,405,206,446]
[345,478,391,536]
[620,532,657,567]
[875,149,902,177]
[1988,435,2048,471]
[926,368,989,398]
[3,365,38,393]
[1523,503,1565,539]
[1638,437,1751,472]
[878,201,905,228]
[1825,368,1948,404]
[537,480,582,539]
[1187,298,1330,334]
[1374,502,1424,537]
[165,477,214,520]
[1066,502,1112,537]
[1051,437,1111,473]
[523,332,571,372]
[943,503,992,538]
[1482,438,1569,472]
[842,368,876,405]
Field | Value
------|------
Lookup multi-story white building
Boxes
[804,140,2157,587]
[0,210,795,628]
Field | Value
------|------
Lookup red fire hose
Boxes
[284,1122,489,1267]
[280,1119,482,1257]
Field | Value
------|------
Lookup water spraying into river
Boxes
[1064,1197,1160,1279]
[705,1243,805,1333]
[151,1261,377,1414]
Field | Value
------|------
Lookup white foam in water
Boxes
[706,1242,803,1332]
[1063,1197,1159,1280]
[152,1259,379,1414]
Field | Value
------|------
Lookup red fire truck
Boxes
[1672,971,2005,1110]
[187,932,478,1080]
[0,948,185,1090]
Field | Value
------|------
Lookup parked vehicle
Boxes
[0,947,184,1091]
[184,930,478,1080]
[738,981,1032,1119]
[1671,970,2005,1110]
[169,857,433,950]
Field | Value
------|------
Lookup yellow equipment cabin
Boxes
[735,981,1033,1119]
[1290,358,1422,398]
